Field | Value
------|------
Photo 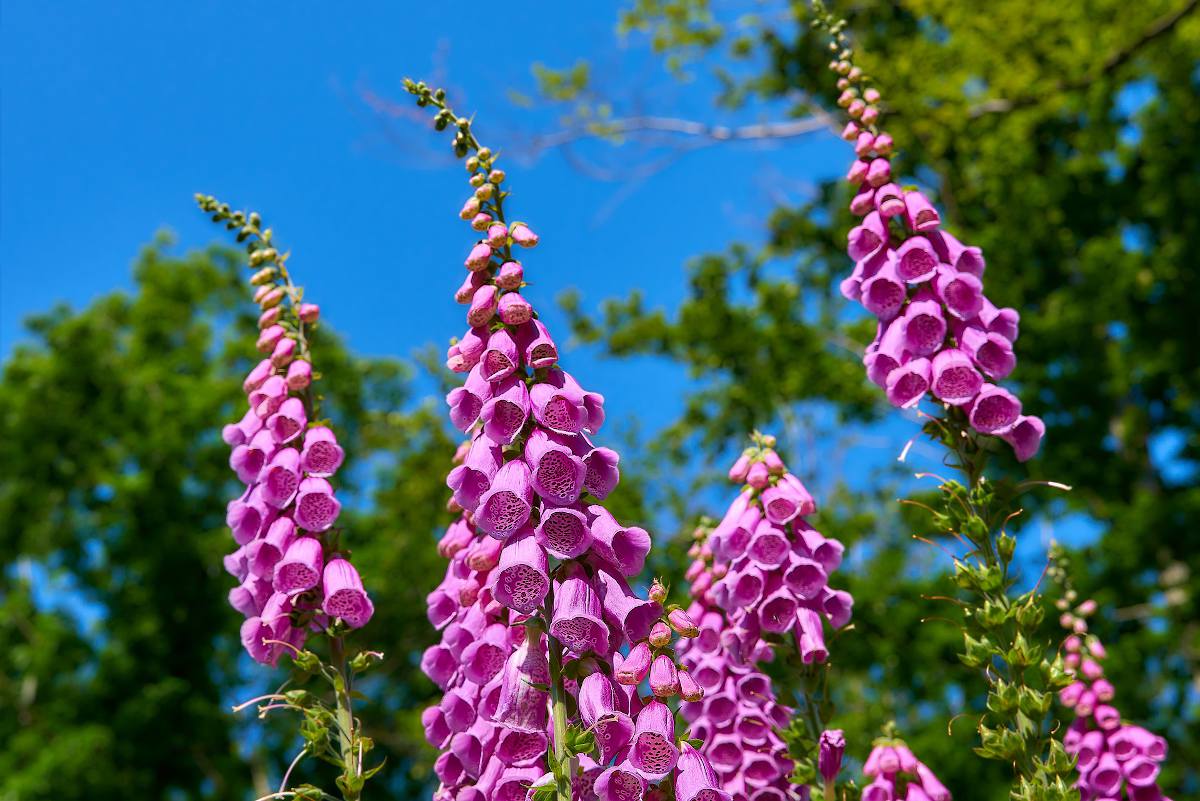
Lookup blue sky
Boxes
[1,2,1101,572]
[0,1,847,434]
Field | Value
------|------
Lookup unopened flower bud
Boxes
[259,287,285,309]
[477,147,492,161]
[286,359,312,390]
[510,223,539,248]
[615,642,652,685]
[837,89,856,108]
[849,186,876,216]
[848,66,862,81]
[464,274,501,312]
[250,267,277,286]
[762,449,785,475]
[861,106,880,125]
[298,303,320,324]
[258,306,282,329]
[467,284,498,327]
[649,654,679,698]
[846,159,870,185]
[648,579,667,604]
[866,158,892,188]
[270,336,296,367]
[848,99,866,119]
[864,88,881,104]
[649,621,672,648]
[496,261,523,290]
[497,292,532,325]
[1076,599,1097,617]
[818,729,846,785]
[874,133,894,156]
[257,324,286,353]
[836,60,851,75]
[465,242,493,271]
[678,668,703,702]
[474,183,494,201]
[465,156,479,172]
[667,608,699,638]
[459,197,481,220]
[488,169,505,184]
[487,223,509,248]
[855,131,876,157]
[469,173,485,188]
[746,461,770,489]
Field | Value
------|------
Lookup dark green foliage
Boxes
[0,237,454,799]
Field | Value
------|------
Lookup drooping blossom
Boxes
[832,63,1043,461]
[859,737,951,801]
[677,435,854,800]
[221,255,372,666]
[1057,599,1173,801]
[412,112,722,801]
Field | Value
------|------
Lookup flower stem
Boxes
[543,589,574,801]
[329,635,361,800]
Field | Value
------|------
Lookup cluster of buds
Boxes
[200,195,372,666]
[405,79,727,801]
[674,434,853,800]
[814,8,1044,461]
[858,736,951,801]
[1057,598,1172,801]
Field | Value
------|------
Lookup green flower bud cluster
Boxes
[918,410,1078,801]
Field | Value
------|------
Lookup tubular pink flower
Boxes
[294,476,341,532]
[300,425,344,477]
[274,536,324,596]
[490,531,549,614]
[446,433,502,512]
[895,236,940,283]
[968,384,1021,434]
[475,459,534,538]
[322,558,374,628]
[549,569,609,656]
[481,376,531,445]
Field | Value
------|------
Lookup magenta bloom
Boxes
[300,426,344,477]
[579,673,634,764]
[295,476,341,532]
[549,570,608,655]
[493,636,550,733]
[490,531,549,614]
[629,700,679,781]
[274,536,323,595]
[818,729,845,785]
[475,459,534,538]
[675,743,732,801]
[322,558,374,628]
[968,384,1021,434]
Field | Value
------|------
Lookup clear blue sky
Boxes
[1,1,847,433]
[1,1,1099,567]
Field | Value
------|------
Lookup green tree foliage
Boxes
[548,0,1199,796]
[0,237,454,800]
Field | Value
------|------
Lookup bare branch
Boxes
[525,110,837,157]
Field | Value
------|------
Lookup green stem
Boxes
[546,628,574,801]
[329,636,360,801]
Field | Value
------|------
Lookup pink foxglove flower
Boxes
[216,237,373,664]
[832,83,1043,460]
[677,437,853,799]
[412,102,723,801]
[1058,598,1171,801]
